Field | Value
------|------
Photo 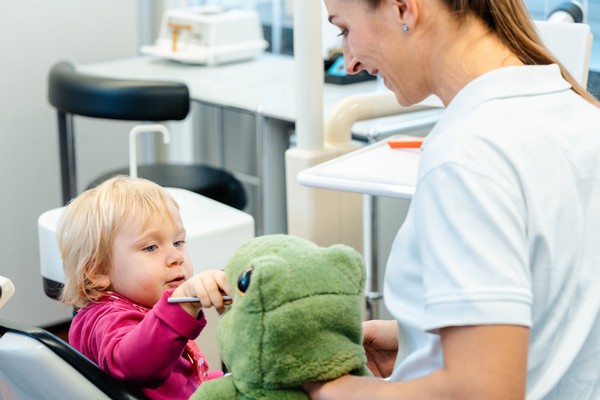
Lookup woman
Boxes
[307,0,600,399]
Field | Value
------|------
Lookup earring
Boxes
[402,24,409,32]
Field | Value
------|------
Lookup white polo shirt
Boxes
[384,64,600,399]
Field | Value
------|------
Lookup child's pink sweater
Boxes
[69,289,223,400]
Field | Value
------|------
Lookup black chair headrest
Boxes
[48,61,190,121]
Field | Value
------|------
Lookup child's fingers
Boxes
[173,270,232,313]
[214,271,233,296]
[196,272,230,308]
[200,269,232,297]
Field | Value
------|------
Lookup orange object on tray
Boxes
[387,136,424,149]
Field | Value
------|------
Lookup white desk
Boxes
[79,54,432,235]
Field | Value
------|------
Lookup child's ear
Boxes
[88,272,111,290]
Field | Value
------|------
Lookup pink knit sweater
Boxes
[69,289,223,400]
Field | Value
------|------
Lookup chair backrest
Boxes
[534,20,593,86]
[47,61,191,204]
[48,61,190,121]
[0,318,145,400]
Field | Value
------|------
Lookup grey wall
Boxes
[0,1,139,326]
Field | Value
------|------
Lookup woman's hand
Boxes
[363,320,399,378]
[302,320,398,399]
[172,269,232,316]
[303,323,528,400]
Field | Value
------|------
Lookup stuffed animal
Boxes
[191,234,371,400]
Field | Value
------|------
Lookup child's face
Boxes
[105,207,193,307]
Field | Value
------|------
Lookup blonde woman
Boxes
[307,0,600,399]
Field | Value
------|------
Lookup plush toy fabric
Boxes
[191,234,371,400]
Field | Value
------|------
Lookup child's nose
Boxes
[167,247,184,266]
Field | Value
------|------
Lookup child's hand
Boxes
[171,269,232,316]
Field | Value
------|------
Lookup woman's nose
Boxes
[343,52,363,75]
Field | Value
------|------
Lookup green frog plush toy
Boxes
[191,234,371,400]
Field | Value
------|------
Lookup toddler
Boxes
[58,175,231,400]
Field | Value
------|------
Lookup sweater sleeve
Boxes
[72,290,207,387]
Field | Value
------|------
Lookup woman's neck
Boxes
[426,14,523,105]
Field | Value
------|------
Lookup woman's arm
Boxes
[306,324,529,400]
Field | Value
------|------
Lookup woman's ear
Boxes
[390,0,418,29]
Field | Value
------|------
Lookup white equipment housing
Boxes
[141,6,268,66]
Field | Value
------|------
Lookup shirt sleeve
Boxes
[87,290,207,386]
[414,163,533,332]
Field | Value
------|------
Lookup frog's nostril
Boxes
[237,267,253,294]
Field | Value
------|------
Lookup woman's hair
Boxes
[57,176,180,309]
[365,0,599,105]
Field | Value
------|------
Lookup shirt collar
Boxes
[446,64,571,114]
[425,64,571,143]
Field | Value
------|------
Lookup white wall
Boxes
[0,0,139,326]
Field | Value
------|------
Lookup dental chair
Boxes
[0,276,144,399]
[534,19,592,87]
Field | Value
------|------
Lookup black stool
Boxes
[48,61,246,210]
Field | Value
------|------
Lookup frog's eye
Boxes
[237,267,253,295]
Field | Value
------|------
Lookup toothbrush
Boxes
[168,295,232,305]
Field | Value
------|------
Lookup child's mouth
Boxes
[167,276,185,287]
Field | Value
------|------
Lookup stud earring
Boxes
[402,24,409,32]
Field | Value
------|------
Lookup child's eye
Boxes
[174,240,185,248]
[143,244,158,252]
[337,29,348,37]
